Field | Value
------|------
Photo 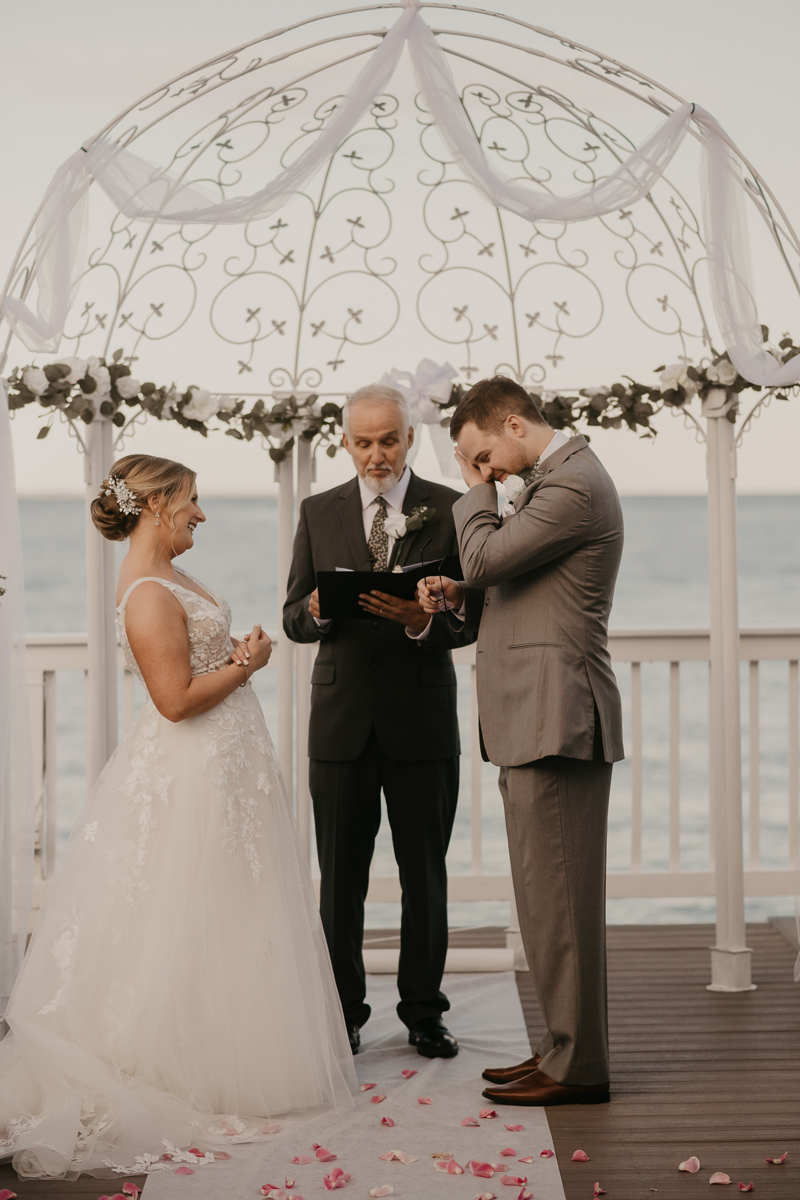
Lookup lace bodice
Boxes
[117,571,234,684]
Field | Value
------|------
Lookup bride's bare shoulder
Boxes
[118,577,185,625]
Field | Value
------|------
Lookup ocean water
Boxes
[19,495,800,927]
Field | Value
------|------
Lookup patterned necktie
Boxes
[368,496,389,571]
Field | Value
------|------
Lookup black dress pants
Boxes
[310,730,459,1029]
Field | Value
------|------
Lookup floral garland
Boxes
[432,329,800,439]
[6,351,342,463]
[8,330,800,462]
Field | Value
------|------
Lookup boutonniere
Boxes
[385,505,436,571]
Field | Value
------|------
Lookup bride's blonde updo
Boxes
[90,454,197,542]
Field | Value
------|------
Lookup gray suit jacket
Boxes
[283,471,477,762]
[455,435,624,767]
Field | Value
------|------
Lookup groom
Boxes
[283,383,476,1058]
[420,375,624,1105]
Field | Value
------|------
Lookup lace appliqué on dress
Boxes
[203,687,269,882]
[37,910,79,1016]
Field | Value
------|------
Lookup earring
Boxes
[154,512,160,526]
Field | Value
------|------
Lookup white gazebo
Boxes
[3,2,800,997]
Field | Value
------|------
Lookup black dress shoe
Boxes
[408,1017,458,1059]
[348,1023,361,1054]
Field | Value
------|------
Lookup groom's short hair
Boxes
[449,375,547,440]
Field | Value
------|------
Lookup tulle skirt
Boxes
[0,683,355,1178]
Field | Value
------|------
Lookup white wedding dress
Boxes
[0,572,355,1179]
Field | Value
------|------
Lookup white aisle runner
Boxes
[143,972,565,1200]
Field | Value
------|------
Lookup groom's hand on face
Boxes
[417,576,464,615]
[358,589,431,632]
[454,446,485,488]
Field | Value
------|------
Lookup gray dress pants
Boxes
[498,754,612,1087]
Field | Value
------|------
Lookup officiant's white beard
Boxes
[362,468,402,496]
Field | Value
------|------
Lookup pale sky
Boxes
[4,0,800,495]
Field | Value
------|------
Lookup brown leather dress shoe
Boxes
[482,1054,541,1084]
[482,1068,610,1107]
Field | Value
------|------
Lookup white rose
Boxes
[87,363,111,398]
[22,366,49,396]
[51,356,87,385]
[706,359,738,386]
[384,512,408,540]
[503,474,526,502]
[115,376,141,400]
[182,387,221,423]
[659,363,694,393]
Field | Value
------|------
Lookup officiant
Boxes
[283,384,476,1058]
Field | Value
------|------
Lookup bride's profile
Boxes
[0,453,355,1180]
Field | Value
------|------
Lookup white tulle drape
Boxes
[0,0,796,390]
[0,382,36,1017]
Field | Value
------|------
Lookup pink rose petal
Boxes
[314,1145,337,1162]
[174,1167,195,1176]
[214,1152,232,1161]
[738,1186,754,1193]
[285,1180,295,1190]
[518,1190,533,1200]
[370,1095,387,1104]
[401,1069,418,1079]
[540,1149,555,1158]
[766,1152,787,1164]
[479,1108,498,1119]
[468,1160,496,1178]
[370,1189,394,1198]
[499,1175,526,1187]
[679,1156,701,1173]
[0,1190,18,1200]
[417,1097,433,1105]
[380,1117,395,1127]
[461,1117,481,1127]
[571,1150,590,1162]
[499,1147,516,1157]
[360,1083,377,1092]
[378,1150,417,1164]
[473,1194,497,1200]
[122,1187,140,1199]
[709,1173,732,1185]
[263,1122,282,1134]
[518,1157,534,1164]
[261,1189,282,1199]
[322,1168,351,1191]
[593,1185,607,1197]
[504,1124,524,1132]
[434,1159,464,1175]
[290,1156,313,1165]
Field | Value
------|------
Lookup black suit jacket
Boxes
[283,471,477,762]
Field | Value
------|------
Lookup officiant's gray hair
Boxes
[343,384,410,437]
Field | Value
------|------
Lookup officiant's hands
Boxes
[358,589,431,632]
[417,576,464,615]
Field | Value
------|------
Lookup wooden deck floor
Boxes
[1,922,797,1199]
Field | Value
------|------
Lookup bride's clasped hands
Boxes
[0,452,355,1183]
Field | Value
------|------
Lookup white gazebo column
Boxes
[703,387,754,992]
[295,437,314,859]
[276,449,295,805]
[84,415,118,790]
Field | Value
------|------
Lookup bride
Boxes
[0,453,355,1180]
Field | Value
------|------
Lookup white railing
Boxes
[25,628,800,917]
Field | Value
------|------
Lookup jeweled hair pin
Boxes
[103,475,141,517]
